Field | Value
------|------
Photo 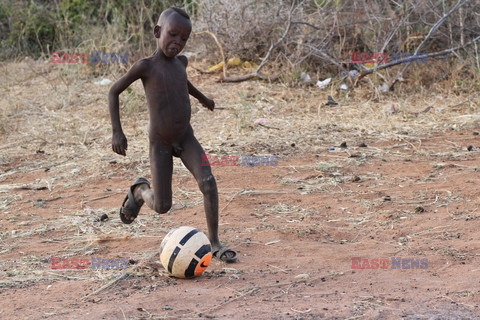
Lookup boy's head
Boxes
[154,8,192,58]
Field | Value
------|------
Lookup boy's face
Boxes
[155,14,192,58]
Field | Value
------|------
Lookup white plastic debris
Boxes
[94,78,112,86]
[378,83,390,92]
[254,118,268,125]
[300,72,311,83]
[316,78,331,89]
[349,70,359,78]
[340,83,348,90]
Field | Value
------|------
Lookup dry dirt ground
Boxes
[1,60,480,319]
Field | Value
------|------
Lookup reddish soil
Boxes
[1,61,480,319]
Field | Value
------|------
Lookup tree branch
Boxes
[354,35,480,87]
[389,0,471,89]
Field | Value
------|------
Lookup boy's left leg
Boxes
[179,127,237,263]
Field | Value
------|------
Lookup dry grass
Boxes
[0,58,480,318]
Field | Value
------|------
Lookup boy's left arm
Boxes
[188,81,215,111]
[178,55,215,111]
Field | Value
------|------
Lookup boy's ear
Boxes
[154,25,161,38]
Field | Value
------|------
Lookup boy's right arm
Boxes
[108,60,148,156]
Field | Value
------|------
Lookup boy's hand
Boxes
[202,98,215,111]
[112,131,128,156]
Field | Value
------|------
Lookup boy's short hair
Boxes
[157,7,190,26]
[169,7,190,20]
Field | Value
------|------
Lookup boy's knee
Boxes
[154,200,172,214]
[198,174,217,195]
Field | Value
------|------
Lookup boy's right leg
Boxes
[119,143,173,223]
[146,142,173,213]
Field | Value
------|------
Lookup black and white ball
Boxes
[160,226,212,278]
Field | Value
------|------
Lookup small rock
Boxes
[295,274,309,280]
[351,176,361,182]
[326,95,338,106]
[415,206,425,213]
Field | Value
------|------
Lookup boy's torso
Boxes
[141,56,192,142]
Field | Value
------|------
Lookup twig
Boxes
[219,189,243,214]
[81,273,128,300]
[82,194,114,204]
[195,30,227,78]
[267,264,290,274]
[258,123,280,130]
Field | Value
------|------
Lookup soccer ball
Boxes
[160,226,212,278]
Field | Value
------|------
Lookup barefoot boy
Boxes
[108,7,237,263]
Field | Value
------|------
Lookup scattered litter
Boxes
[182,52,195,58]
[242,61,258,69]
[316,78,331,89]
[340,83,348,90]
[207,57,245,73]
[378,83,390,92]
[300,72,311,83]
[349,70,359,78]
[71,168,80,174]
[254,118,269,125]
[94,78,112,86]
